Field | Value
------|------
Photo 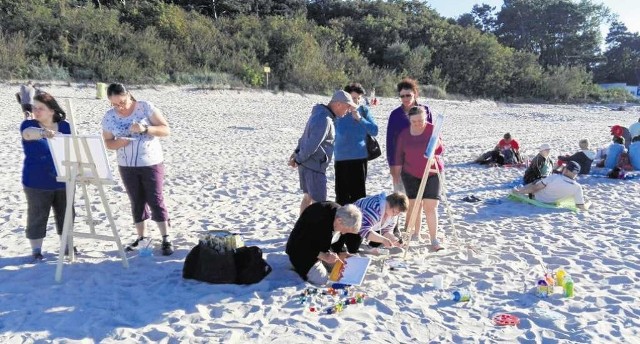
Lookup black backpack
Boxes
[183,244,272,284]
[234,246,272,285]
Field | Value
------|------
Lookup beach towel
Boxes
[507,193,578,212]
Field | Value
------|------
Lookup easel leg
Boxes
[434,166,458,245]
[56,174,77,282]
[82,183,97,235]
[96,183,129,268]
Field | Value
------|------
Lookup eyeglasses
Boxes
[110,99,128,108]
[399,94,413,99]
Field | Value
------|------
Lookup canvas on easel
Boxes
[47,99,128,282]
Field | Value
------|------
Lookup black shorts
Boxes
[401,171,441,200]
[21,104,33,113]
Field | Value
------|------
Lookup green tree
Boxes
[495,0,608,68]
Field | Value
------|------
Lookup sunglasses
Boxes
[399,94,413,99]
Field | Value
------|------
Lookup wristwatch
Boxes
[140,124,148,134]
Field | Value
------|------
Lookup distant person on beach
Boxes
[610,124,631,150]
[334,83,379,205]
[556,139,595,175]
[101,83,174,256]
[394,106,444,251]
[20,92,72,261]
[523,143,553,184]
[628,136,640,170]
[17,81,36,120]
[330,192,408,255]
[285,202,362,285]
[603,136,626,169]
[474,132,522,166]
[629,118,640,140]
[514,161,588,210]
[288,91,357,214]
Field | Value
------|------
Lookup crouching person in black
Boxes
[286,202,362,285]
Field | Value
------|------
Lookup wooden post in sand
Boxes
[50,99,128,282]
[402,114,457,259]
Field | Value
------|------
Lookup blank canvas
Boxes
[48,134,114,181]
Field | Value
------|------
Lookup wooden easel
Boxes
[402,114,458,259]
[54,99,128,282]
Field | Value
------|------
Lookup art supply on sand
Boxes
[452,289,471,302]
[492,314,520,326]
[563,275,574,297]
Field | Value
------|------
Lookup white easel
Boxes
[51,99,129,282]
[403,114,459,259]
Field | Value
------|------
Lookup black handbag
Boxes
[366,134,382,161]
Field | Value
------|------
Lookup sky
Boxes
[426,0,640,38]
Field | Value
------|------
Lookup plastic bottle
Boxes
[556,269,566,287]
[452,289,471,302]
[564,276,574,298]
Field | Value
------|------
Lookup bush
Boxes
[421,84,447,99]
[0,31,28,78]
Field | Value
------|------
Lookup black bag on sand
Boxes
[234,246,272,284]
[183,243,237,284]
[183,244,271,284]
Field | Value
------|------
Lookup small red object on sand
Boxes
[493,314,520,326]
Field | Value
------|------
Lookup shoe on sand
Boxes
[161,241,174,256]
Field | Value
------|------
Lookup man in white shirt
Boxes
[514,161,588,210]
[629,117,640,140]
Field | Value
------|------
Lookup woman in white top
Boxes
[101,83,173,255]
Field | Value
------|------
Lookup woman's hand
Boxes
[41,128,57,139]
[130,122,147,134]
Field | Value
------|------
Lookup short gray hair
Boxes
[336,204,362,231]
[579,139,589,150]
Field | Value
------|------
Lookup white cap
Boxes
[538,143,551,151]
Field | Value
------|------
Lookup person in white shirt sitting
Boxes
[513,161,589,210]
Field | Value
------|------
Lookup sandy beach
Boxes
[0,83,639,343]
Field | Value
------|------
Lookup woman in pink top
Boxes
[393,106,444,251]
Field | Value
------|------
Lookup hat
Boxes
[330,90,358,108]
[610,125,623,137]
[538,143,551,151]
[565,161,581,174]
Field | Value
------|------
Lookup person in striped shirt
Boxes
[331,192,408,254]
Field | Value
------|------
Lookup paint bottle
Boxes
[564,276,574,298]
[537,280,549,298]
[452,289,471,302]
[556,269,566,287]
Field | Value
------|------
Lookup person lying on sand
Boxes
[475,132,522,166]
[514,161,589,210]
[285,202,361,286]
[330,192,408,255]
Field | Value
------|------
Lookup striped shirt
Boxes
[102,100,164,167]
[354,192,397,239]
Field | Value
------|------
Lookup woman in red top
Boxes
[393,106,444,251]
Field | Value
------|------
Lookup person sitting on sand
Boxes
[603,136,626,169]
[556,139,595,175]
[610,124,631,150]
[523,144,553,184]
[286,202,362,286]
[514,161,588,210]
[330,192,408,255]
[629,136,640,171]
[475,132,522,166]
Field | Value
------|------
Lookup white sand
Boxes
[0,84,639,343]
